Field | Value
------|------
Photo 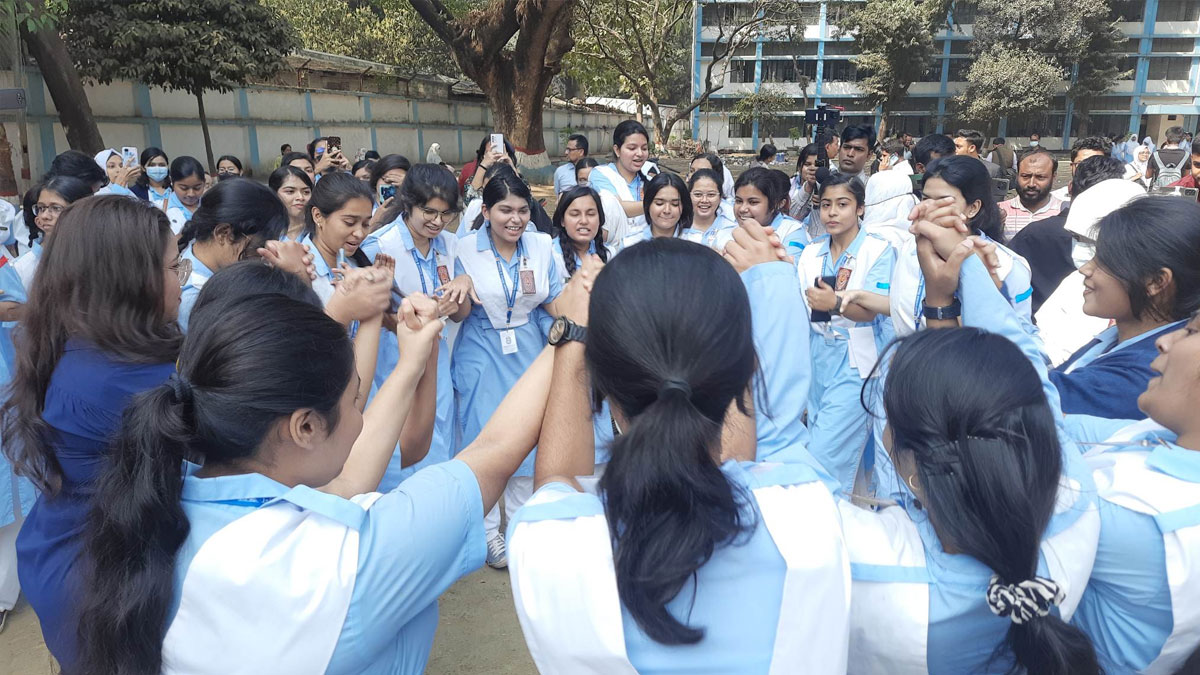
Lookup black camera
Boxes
[805,103,842,127]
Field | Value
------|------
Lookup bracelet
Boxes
[831,295,844,316]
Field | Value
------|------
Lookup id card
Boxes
[835,266,852,291]
[500,328,518,354]
[437,264,451,285]
[519,269,536,295]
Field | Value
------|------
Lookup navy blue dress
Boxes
[16,340,173,666]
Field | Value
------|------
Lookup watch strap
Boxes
[922,298,962,321]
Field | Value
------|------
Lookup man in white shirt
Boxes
[554,134,588,195]
[1049,136,1112,203]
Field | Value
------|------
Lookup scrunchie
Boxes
[985,574,1064,625]
[167,372,194,407]
[657,378,692,400]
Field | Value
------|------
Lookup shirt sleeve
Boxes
[588,170,617,198]
[863,243,895,295]
[336,460,485,656]
[453,258,467,278]
[1049,357,1155,420]
[545,252,565,304]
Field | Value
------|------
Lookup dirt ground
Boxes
[0,566,536,674]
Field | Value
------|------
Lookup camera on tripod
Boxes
[804,103,842,127]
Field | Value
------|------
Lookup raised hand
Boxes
[556,254,604,325]
[908,196,970,236]
[258,240,318,282]
[724,221,790,273]
[916,235,975,306]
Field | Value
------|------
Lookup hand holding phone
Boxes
[380,184,397,202]
[809,275,838,322]
[121,146,139,167]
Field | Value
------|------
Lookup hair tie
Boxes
[985,574,1064,625]
[657,378,692,400]
[167,372,194,407]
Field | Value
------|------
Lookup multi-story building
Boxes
[690,0,1200,150]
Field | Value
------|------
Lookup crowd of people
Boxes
[0,117,1197,675]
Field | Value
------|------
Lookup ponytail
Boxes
[588,238,757,645]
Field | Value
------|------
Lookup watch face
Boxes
[549,318,565,344]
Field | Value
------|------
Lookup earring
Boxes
[907,474,919,492]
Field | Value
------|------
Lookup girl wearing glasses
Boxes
[682,169,737,251]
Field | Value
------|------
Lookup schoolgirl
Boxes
[689,150,736,202]
[682,169,737,251]
[789,143,820,224]
[734,166,808,252]
[163,157,209,234]
[368,154,411,230]
[589,120,652,243]
[796,174,895,491]
[889,155,1033,336]
[301,172,375,305]
[130,147,171,203]
[507,240,851,672]
[268,165,314,242]
[615,173,692,252]
[7,177,93,302]
[574,157,599,185]
[452,171,566,569]
[175,178,290,331]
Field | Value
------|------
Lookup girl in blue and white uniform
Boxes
[796,174,895,492]
[163,157,209,234]
[5,177,93,307]
[682,169,737,252]
[688,152,737,218]
[70,287,556,675]
[589,120,651,244]
[268,165,314,242]
[301,172,375,305]
[175,178,290,331]
[734,166,808,254]
[507,239,851,673]
[130,147,171,204]
[365,164,475,489]
[889,155,1033,337]
[453,170,565,568]
[614,172,691,252]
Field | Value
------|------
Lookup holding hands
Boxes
[258,240,318,283]
[724,220,790,273]
[327,255,395,325]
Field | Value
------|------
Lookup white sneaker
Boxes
[486,532,508,569]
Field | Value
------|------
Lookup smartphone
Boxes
[121,146,139,166]
[380,184,397,202]
[326,136,342,153]
[490,133,504,153]
[809,275,838,323]
[1149,185,1200,200]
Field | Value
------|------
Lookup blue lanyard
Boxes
[489,230,524,326]
[913,274,925,331]
[410,247,437,295]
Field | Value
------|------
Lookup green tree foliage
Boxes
[263,0,461,77]
[731,87,789,140]
[840,0,953,138]
[957,43,1063,123]
[64,0,300,170]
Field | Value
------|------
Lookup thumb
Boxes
[946,238,975,267]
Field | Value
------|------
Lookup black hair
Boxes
[879,328,1100,675]
[279,143,291,154]
[1092,197,1200,322]
[282,151,315,170]
[475,135,517,166]
[922,155,1005,243]
[1069,136,1113,162]
[1070,155,1126,196]
[1017,147,1056,170]
[691,152,726,184]
[588,238,756,645]
[369,154,412,191]
[1030,132,1042,139]
[797,143,820,171]
[954,129,986,154]
[364,150,381,161]
[135,147,170,189]
[687,168,723,195]
[20,182,38,237]
[306,136,328,159]
[613,120,650,149]
[304,171,375,267]
[169,156,207,183]
[398,163,462,218]
[268,165,314,192]
[734,166,789,219]
[880,137,907,161]
[574,157,600,181]
[351,159,376,177]
[191,259,322,320]
[74,296,354,674]
[567,133,589,155]
[841,124,877,150]
[216,155,242,172]
[46,149,106,188]
[993,137,1006,146]
[178,178,288,255]
[553,185,609,276]
[474,169,533,231]
[913,134,955,170]
[642,172,692,235]
[30,176,92,246]
[817,172,865,207]
[757,143,777,162]
[1164,126,1185,145]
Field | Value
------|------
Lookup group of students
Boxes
[0,117,1196,675]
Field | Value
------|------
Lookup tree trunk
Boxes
[877,115,889,142]
[20,19,104,154]
[195,90,215,173]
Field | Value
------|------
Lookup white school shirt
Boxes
[455,226,556,330]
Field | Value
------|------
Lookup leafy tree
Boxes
[840,0,953,139]
[2,0,105,153]
[408,0,576,174]
[731,87,789,143]
[956,43,1063,124]
[64,0,300,171]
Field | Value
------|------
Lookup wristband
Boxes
[922,298,962,321]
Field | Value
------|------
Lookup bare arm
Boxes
[352,315,383,412]
[397,340,439,467]
[0,301,24,322]
[533,341,593,490]
[839,290,891,322]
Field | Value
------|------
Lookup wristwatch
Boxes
[830,295,844,316]
[548,316,588,346]
[922,298,962,321]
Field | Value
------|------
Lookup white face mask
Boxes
[1071,239,1095,269]
[1029,140,1040,147]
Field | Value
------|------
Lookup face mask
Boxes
[146,166,169,182]
[1071,239,1094,269]
[1029,141,1040,148]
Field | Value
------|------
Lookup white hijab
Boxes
[862,170,918,247]
[94,148,119,170]
[426,143,443,165]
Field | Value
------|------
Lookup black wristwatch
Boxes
[830,295,844,316]
[922,298,962,321]
[548,316,588,346]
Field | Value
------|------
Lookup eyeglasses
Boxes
[168,257,193,286]
[690,191,720,201]
[566,145,583,153]
[416,205,459,223]
[32,203,65,217]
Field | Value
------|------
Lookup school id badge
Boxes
[835,266,852,291]
[519,269,536,295]
[500,328,518,355]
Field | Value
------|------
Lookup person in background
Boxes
[953,129,1002,180]
[268,165,314,242]
[554,134,588,195]
[216,155,243,180]
[1165,140,1200,201]
[93,149,141,195]
[164,157,208,233]
[352,159,376,183]
[1052,136,1114,202]
[308,136,349,176]
[911,133,955,177]
[426,142,443,165]
[1011,155,1126,315]
[131,147,171,203]
[1028,132,1042,149]
[688,151,736,202]
[272,143,292,170]
[574,157,599,186]
[365,150,381,161]
[750,143,777,169]
[998,148,1063,238]
[1124,143,1156,190]
[1151,126,1189,190]
[834,125,875,186]
[986,137,1017,175]
[861,169,918,248]
[282,151,316,181]
[789,143,820,224]
[465,136,519,204]
[877,137,912,174]
[369,154,412,225]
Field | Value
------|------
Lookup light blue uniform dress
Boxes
[830,256,1100,674]
[588,162,645,205]
[176,243,215,333]
[679,213,737,251]
[1068,416,1199,673]
[0,254,35,534]
[360,218,461,489]
[165,461,484,674]
[797,228,895,492]
[451,224,563,474]
[777,212,811,257]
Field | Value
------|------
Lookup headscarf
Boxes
[1142,137,1156,154]
[94,148,119,170]
[862,170,918,247]
[1125,145,1151,184]
[426,143,443,165]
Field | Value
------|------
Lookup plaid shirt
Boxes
[999,195,1064,238]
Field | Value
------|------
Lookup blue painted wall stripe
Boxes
[25,72,56,173]
[134,84,162,148]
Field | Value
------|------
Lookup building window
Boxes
[823,41,858,57]
[1152,38,1196,54]
[1008,115,1066,138]
[701,2,756,26]
[1157,0,1200,22]
[1147,56,1193,80]
[824,60,859,82]
[949,40,972,55]
[1108,0,1145,22]
[951,1,977,23]
[763,41,819,57]
[729,120,753,138]
[1081,115,1134,138]
[919,62,943,82]
[1118,56,1139,77]
[947,58,970,81]
[761,60,797,82]
[728,61,757,83]
[797,60,819,80]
